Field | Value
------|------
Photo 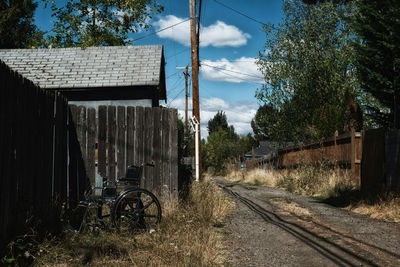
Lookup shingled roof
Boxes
[0,45,165,98]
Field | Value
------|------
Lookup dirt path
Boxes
[215,177,400,267]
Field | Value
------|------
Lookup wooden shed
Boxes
[0,45,166,106]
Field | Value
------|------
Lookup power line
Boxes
[213,0,268,26]
[167,75,185,96]
[166,70,181,80]
[168,87,186,107]
[212,67,264,85]
[131,18,191,43]
[165,47,191,60]
[201,62,265,80]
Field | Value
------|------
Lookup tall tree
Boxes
[256,0,359,142]
[352,0,400,128]
[0,0,45,48]
[207,111,229,135]
[48,0,163,47]
[251,104,279,141]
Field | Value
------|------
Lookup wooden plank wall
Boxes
[385,130,400,190]
[262,131,362,186]
[361,129,386,194]
[0,61,69,247]
[68,105,179,197]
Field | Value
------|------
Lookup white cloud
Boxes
[153,15,251,47]
[200,21,251,47]
[154,15,190,45]
[200,57,265,83]
[166,97,257,138]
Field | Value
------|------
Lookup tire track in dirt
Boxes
[217,179,400,267]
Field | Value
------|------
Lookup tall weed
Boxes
[33,179,234,266]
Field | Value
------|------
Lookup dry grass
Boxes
[226,165,352,198]
[227,166,400,223]
[345,194,400,223]
[33,179,235,266]
[270,198,312,217]
[226,168,284,188]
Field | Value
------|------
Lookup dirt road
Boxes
[215,177,400,267]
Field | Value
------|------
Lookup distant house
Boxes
[244,141,278,160]
[0,45,166,107]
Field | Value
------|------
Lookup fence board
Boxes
[161,109,170,195]
[153,108,161,195]
[361,129,385,194]
[68,105,79,205]
[98,106,107,178]
[385,130,400,189]
[169,109,179,196]
[108,106,117,180]
[135,107,144,187]
[144,107,154,190]
[126,107,135,166]
[87,108,96,185]
[55,94,68,201]
[117,106,126,178]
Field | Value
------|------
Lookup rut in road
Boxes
[219,183,400,267]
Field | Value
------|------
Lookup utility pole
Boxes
[190,0,202,177]
[176,66,191,134]
[184,66,190,134]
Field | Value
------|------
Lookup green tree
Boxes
[0,0,45,48]
[352,0,400,128]
[251,104,279,141]
[256,0,359,142]
[203,128,235,175]
[207,111,228,135]
[177,117,194,163]
[311,103,343,139]
[203,111,247,175]
[48,0,163,47]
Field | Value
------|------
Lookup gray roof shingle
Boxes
[0,45,163,89]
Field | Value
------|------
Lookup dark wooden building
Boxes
[0,45,166,107]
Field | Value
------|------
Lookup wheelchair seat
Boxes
[119,165,141,186]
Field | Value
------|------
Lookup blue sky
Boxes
[34,0,283,137]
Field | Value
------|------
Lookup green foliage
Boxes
[203,128,235,176]
[256,0,359,143]
[207,111,229,135]
[351,0,400,128]
[177,117,194,162]
[47,0,163,47]
[203,112,256,175]
[0,0,46,48]
[311,103,343,139]
[251,104,279,141]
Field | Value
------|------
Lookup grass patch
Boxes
[5,179,235,266]
[226,166,400,223]
[227,165,353,199]
[344,192,400,223]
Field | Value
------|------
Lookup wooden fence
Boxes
[258,129,400,192]
[262,130,362,187]
[0,60,179,248]
[68,105,179,197]
[0,61,69,247]
[362,129,400,193]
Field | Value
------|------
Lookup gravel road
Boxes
[214,177,400,267]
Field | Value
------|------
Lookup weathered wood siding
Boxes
[0,60,179,248]
[0,61,69,246]
[68,105,179,197]
[268,131,362,186]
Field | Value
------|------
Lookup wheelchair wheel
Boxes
[112,188,162,232]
